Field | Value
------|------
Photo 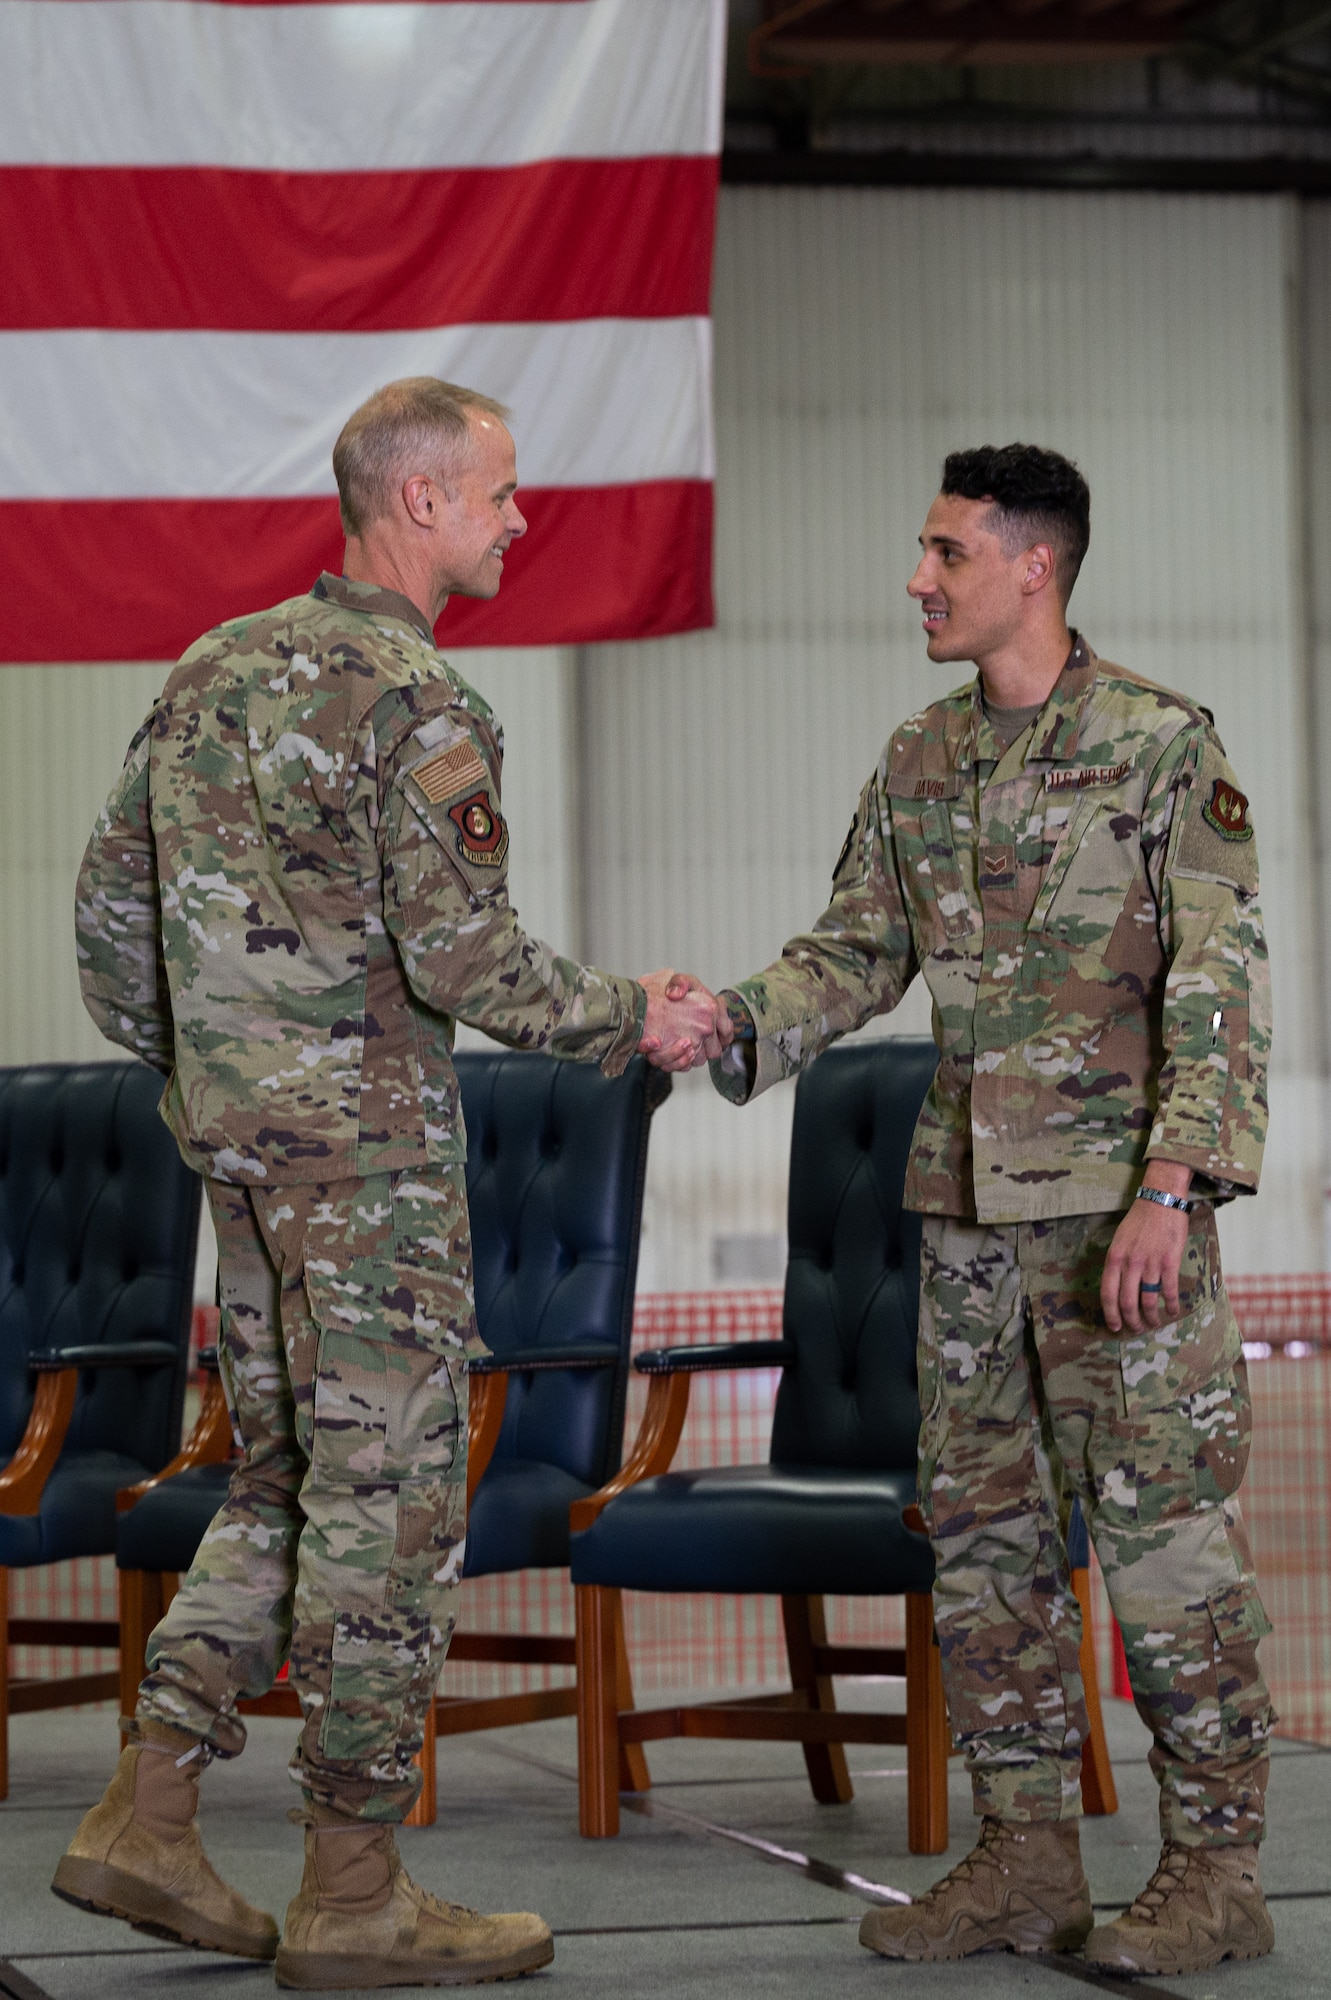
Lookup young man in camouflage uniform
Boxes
[712,445,1274,1977]
[55,378,726,1989]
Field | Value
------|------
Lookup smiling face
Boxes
[432,414,527,600]
[907,491,1042,666]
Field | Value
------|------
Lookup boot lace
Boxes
[1123,1843,1192,1925]
[415,1881,481,1923]
[913,1815,1007,1907]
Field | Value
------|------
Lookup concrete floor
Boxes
[0,1692,1326,1998]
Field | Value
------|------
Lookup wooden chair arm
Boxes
[568,1370,693,1534]
[0,1368,78,1516]
[904,1503,927,1537]
[467,1369,509,1506]
[115,1369,235,1513]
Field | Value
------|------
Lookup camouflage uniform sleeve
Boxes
[710,770,918,1106]
[74,713,174,1072]
[379,704,646,1075]
[1146,725,1269,1196]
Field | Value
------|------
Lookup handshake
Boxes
[635,969,738,1074]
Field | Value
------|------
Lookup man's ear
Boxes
[402,473,435,528]
[1020,541,1057,596]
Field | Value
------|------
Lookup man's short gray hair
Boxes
[333,377,511,538]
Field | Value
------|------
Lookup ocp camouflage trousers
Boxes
[135,1169,477,1821]
[918,1209,1273,1847]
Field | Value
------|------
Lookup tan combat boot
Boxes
[275,1817,554,1989]
[51,1725,278,1960]
[1084,1839,1274,1976]
[859,1816,1093,1961]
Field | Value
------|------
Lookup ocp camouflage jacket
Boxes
[75,574,645,1185]
[714,639,1269,1223]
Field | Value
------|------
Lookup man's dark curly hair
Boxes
[941,443,1090,601]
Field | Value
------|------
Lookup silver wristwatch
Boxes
[1135,1186,1194,1215]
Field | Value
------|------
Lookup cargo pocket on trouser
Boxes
[1103,1284,1275,1842]
[303,1261,467,1489]
[1114,1284,1247,1526]
[318,1489,468,1777]
[1208,1576,1275,1756]
[301,1263,468,1775]
[1147,1573,1275,1847]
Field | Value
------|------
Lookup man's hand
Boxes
[637,970,732,1073]
[1100,1163,1194,1334]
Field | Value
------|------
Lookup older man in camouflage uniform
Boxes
[54,378,724,1990]
[712,445,1274,1978]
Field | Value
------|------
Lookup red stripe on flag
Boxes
[1,158,718,331]
[29,1,589,7]
[0,484,713,661]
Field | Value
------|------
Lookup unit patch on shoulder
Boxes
[413,740,489,805]
[447,790,509,869]
[1201,778,1252,842]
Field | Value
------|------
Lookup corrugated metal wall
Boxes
[1301,201,1331,1081]
[583,187,1327,1284]
[1,663,165,1066]
[3,188,1327,1283]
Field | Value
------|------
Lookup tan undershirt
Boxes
[983,695,1045,750]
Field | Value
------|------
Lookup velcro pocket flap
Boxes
[304,1261,469,1486]
[918,800,978,942]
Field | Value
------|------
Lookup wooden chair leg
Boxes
[613,1594,650,1794]
[404,1698,437,1828]
[575,1584,620,1837]
[117,1567,166,1740]
[905,1590,949,1855]
[1,1567,9,1802]
[782,1594,852,1805]
[1071,1564,1118,1817]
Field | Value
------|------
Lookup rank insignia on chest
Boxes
[447,790,509,867]
[1201,778,1252,841]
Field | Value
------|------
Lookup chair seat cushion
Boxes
[569,1463,935,1596]
[116,1461,234,1574]
[464,1458,593,1577]
[0,1451,154,1568]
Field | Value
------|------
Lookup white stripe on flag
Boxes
[0,319,716,498]
[0,0,726,169]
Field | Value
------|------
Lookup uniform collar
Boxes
[958,632,1097,769]
[1029,633,1097,762]
[311,572,436,645]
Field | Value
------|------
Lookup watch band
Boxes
[1135,1186,1194,1215]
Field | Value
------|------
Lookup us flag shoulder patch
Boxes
[413,741,488,805]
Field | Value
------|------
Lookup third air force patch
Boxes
[447,791,509,868]
[1201,778,1252,842]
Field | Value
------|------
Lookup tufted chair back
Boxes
[770,1038,937,1473]
[0,1064,200,1473]
[456,1051,666,1490]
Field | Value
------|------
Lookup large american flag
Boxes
[0,0,724,661]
